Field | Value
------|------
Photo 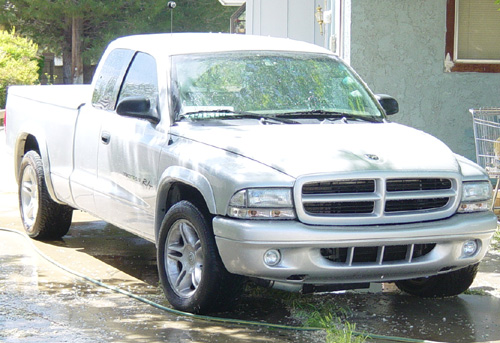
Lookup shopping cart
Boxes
[470,108,500,211]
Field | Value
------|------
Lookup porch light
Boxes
[315,5,324,35]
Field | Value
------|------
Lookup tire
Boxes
[157,200,244,314]
[18,151,73,240]
[395,263,479,297]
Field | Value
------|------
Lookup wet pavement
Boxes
[1,127,500,343]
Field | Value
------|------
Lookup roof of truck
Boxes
[107,33,332,56]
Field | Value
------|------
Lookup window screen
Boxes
[456,0,500,61]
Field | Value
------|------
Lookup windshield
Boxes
[171,51,384,121]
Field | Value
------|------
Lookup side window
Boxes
[92,49,135,110]
[117,52,159,117]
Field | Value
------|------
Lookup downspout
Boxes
[342,0,351,65]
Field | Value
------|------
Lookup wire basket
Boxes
[470,108,500,177]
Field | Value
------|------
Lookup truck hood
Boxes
[173,122,461,178]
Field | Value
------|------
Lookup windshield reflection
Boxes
[171,52,383,121]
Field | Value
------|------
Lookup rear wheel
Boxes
[18,151,73,240]
[157,200,244,314]
[395,263,479,297]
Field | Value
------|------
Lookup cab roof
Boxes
[107,33,332,57]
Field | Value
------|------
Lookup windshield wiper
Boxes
[276,110,383,123]
[179,109,299,124]
[179,109,255,120]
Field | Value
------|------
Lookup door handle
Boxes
[101,131,111,144]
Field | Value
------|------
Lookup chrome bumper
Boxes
[213,212,497,285]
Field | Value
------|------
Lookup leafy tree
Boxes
[146,1,235,33]
[0,1,236,84]
[0,29,39,108]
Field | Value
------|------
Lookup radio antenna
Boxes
[168,1,176,34]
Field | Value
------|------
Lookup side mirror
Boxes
[375,94,399,115]
[116,96,159,124]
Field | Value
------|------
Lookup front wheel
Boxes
[157,201,244,314]
[18,151,73,240]
[395,263,479,297]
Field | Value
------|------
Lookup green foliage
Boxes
[491,225,500,251]
[144,1,235,34]
[288,295,368,343]
[463,288,488,296]
[1,0,236,75]
[0,29,39,108]
[320,314,368,343]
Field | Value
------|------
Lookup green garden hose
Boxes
[0,227,443,343]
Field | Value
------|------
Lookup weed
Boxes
[241,283,368,342]
[492,226,500,251]
[319,313,368,343]
[285,295,367,342]
[464,288,488,296]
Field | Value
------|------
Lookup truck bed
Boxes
[6,84,92,205]
[7,85,91,110]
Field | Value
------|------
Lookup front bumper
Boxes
[213,212,497,285]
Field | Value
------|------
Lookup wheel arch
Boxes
[14,131,61,205]
[155,166,217,244]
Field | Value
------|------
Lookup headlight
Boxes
[458,182,492,213]
[228,188,296,219]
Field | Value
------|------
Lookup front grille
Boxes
[385,198,450,212]
[386,178,452,192]
[295,172,459,225]
[320,244,436,265]
[304,201,374,214]
[303,180,375,194]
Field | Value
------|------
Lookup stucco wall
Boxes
[350,0,500,161]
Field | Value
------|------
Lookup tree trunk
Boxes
[62,18,72,84]
[62,46,72,84]
[71,17,84,84]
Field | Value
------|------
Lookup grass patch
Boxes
[321,315,369,343]
[288,296,368,343]
[464,288,488,296]
[490,225,500,251]
[240,283,369,342]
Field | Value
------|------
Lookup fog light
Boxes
[462,240,479,257]
[264,249,281,266]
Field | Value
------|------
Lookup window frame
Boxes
[445,0,500,73]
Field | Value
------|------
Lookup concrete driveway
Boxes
[1,127,499,343]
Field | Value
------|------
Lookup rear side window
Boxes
[92,49,135,110]
[117,52,159,117]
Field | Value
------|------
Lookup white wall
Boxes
[246,0,327,48]
[350,0,500,160]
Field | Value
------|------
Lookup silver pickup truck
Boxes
[5,33,497,314]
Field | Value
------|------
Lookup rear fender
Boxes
[14,130,62,205]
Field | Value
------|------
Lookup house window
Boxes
[445,0,500,72]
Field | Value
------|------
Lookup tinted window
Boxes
[117,52,159,117]
[92,49,135,110]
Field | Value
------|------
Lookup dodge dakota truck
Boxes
[5,33,498,314]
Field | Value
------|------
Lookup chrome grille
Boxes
[295,172,460,225]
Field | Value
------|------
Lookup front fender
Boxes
[154,166,217,242]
